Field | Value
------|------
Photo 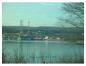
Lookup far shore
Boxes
[2,39,84,44]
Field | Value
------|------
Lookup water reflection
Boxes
[2,40,84,63]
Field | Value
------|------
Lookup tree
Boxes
[59,3,84,28]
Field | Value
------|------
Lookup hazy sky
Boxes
[2,2,71,27]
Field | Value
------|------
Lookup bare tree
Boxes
[59,3,84,28]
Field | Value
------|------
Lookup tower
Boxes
[20,20,23,26]
[20,20,23,35]
[28,20,30,27]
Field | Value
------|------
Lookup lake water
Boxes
[2,40,84,63]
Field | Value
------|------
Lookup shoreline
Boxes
[2,40,84,44]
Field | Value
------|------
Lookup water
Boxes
[2,40,84,63]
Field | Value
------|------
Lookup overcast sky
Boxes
[2,2,72,27]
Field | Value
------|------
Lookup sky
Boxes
[2,2,71,27]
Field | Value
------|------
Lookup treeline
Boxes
[2,26,83,33]
[2,26,84,41]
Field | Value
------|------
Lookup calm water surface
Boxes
[2,40,84,63]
